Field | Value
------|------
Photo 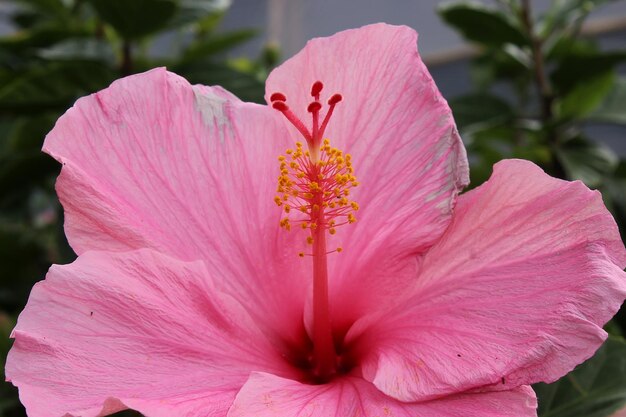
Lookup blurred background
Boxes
[0,0,625,416]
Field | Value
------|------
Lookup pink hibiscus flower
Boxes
[6,23,626,417]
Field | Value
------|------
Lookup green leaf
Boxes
[11,0,73,28]
[551,51,626,94]
[471,47,531,88]
[602,160,626,241]
[449,93,514,131]
[546,36,597,61]
[38,39,115,61]
[558,70,615,119]
[170,0,230,28]
[1,114,57,153]
[0,24,91,53]
[540,0,617,37]
[605,321,624,338]
[466,125,517,186]
[588,77,626,124]
[0,224,48,311]
[0,60,116,114]
[13,0,69,16]
[0,152,58,210]
[175,60,264,103]
[535,336,626,417]
[556,137,618,187]
[110,410,144,416]
[87,0,178,39]
[182,29,257,61]
[438,2,528,47]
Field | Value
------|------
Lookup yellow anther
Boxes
[280,218,291,231]
[275,138,359,255]
[337,247,343,253]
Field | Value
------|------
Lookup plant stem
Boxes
[519,0,566,178]
[520,0,553,123]
[121,41,133,75]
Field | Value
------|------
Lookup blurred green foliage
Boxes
[535,336,626,417]
[0,0,625,415]
[0,0,276,415]
[439,0,626,415]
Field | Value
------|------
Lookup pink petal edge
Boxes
[351,159,626,401]
[6,249,296,417]
[228,372,538,417]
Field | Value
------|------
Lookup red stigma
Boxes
[311,81,324,99]
[272,101,289,111]
[308,102,322,113]
[328,94,342,105]
[270,92,287,102]
[270,81,342,151]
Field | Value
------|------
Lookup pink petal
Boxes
[6,250,296,417]
[44,67,292,264]
[43,68,310,345]
[265,23,469,330]
[351,159,626,401]
[228,373,537,417]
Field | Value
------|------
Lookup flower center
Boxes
[271,82,359,381]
